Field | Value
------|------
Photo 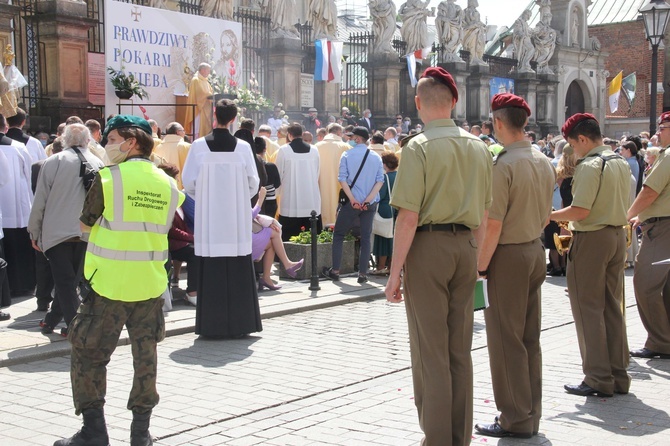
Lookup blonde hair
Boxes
[556,151,578,180]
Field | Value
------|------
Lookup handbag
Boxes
[72,147,99,192]
[372,174,394,238]
[339,149,370,206]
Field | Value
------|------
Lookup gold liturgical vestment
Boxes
[184,73,213,138]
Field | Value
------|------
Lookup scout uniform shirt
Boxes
[390,119,492,227]
[639,147,670,222]
[489,140,556,243]
[570,146,629,232]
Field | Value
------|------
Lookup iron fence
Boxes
[341,32,373,118]
[233,8,271,98]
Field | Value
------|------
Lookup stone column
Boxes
[466,65,492,125]
[514,72,540,127]
[267,37,304,111]
[33,0,96,123]
[363,55,405,127]
[314,81,340,117]
[439,60,469,123]
[536,73,560,136]
[0,1,19,50]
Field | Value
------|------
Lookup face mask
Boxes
[105,140,129,164]
[348,139,356,147]
[39,139,47,147]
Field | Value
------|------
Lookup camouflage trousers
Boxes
[68,291,165,415]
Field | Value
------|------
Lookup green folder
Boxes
[474,278,489,311]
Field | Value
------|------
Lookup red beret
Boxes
[420,67,458,102]
[561,113,599,138]
[659,111,670,125]
[491,93,531,117]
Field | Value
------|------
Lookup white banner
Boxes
[104,1,242,128]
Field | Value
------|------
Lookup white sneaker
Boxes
[185,294,197,306]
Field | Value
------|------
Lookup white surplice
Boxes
[182,136,259,257]
[0,139,33,229]
[275,143,321,218]
[25,136,46,163]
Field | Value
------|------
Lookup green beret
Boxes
[103,115,152,138]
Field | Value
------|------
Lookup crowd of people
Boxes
[1,71,669,445]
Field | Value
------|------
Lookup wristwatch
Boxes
[478,270,489,276]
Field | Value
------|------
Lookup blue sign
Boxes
[489,77,515,104]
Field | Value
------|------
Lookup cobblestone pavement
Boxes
[2,270,670,445]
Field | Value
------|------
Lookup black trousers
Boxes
[43,241,87,328]
[171,245,198,294]
[35,251,54,308]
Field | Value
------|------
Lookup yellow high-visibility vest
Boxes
[85,159,184,301]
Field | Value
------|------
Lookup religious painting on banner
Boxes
[104,1,243,128]
[489,77,515,104]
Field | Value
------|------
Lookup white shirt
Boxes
[182,136,260,257]
[275,142,321,218]
[0,149,9,238]
[0,139,33,228]
[267,117,283,138]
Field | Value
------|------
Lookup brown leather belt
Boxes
[416,223,470,232]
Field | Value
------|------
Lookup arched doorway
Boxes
[565,81,585,119]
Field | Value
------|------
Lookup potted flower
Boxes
[280,227,355,280]
[107,66,149,100]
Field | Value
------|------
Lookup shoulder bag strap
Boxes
[71,147,95,177]
[349,149,370,189]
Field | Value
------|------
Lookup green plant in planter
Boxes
[107,67,149,100]
[289,227,355,244]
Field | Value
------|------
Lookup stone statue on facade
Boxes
[462,0,487,66]
[263,0,300,38]
[435,0,464,63]
[369,0,398,56]
[399,0,435,52]
[571,6,580,47]
[309,0,338,40]
[532,8,556,75]
[201,0,234,20]
[513,9,535,73]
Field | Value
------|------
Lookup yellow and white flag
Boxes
[609,71,623,113]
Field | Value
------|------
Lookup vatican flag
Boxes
[608,71,623,113]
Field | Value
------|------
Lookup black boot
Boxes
[54,408,109,446]
[130,409,153,446]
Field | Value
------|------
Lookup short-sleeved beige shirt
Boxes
[640,148,670,221]
[489,141,556,244]
[390,118,492,228]
[570,146,630,232]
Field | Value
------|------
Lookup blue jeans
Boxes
[332,202,378,275]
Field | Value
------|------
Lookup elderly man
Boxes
[28,123,105,337]
[154,122,191,189]
[184,63,213,139]
[550,113,631,397]
[316,123,350,226]
[258,124,281,163]
[385,67,492,445]
[627,111,670,360]
[357,109,376,132]
[383,127,400,153]
[147,119,163,149]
